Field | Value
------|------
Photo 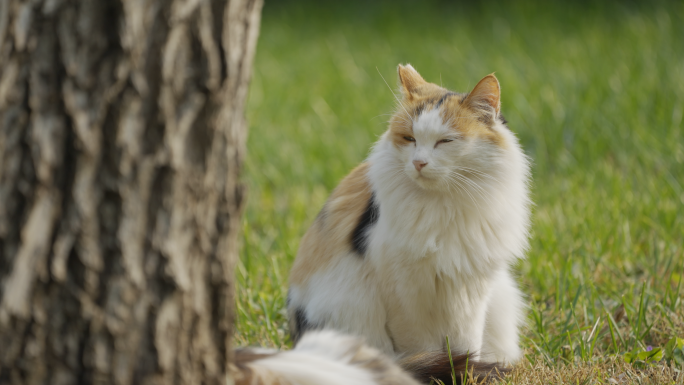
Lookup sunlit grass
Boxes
[235,0,684,380]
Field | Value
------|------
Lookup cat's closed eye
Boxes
[435,138,454,147]
[403,136,416,142]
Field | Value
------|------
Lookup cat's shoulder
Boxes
[327,162,372,216]
[290,163,374,285]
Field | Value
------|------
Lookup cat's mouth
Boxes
[413,168,437,179]
[410,171,441,190]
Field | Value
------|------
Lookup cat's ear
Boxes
[463,74,501,117]
[398,64,427,99]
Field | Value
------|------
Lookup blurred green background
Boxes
[236,0,683,364]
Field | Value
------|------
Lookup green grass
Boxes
[235,0,684,379]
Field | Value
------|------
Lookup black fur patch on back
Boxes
[291,307,317,345]
[351,192,379,257]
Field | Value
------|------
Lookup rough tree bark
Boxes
[0,0,262,384]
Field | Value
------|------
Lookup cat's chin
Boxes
[410,174,443,191]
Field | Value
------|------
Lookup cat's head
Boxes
[383,64,517,192]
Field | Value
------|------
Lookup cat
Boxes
[234,330,505,385]
[286,64,531,365]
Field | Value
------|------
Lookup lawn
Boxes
[235,1,684,383]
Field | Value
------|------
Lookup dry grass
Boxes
[502,359,683,385]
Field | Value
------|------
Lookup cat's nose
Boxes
[413,160,428,171]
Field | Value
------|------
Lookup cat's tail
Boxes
[233,330,508,385]
[233,330,421,385]
[398,350,510,384]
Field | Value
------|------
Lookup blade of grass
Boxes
[446,336,456,385]
[588,318,603,358]
[607,310,626,353]
[634,282,647,350]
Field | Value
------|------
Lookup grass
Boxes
[235,0,684,382]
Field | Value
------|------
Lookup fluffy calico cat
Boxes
[234,330,504,385]
[287,64,531,364]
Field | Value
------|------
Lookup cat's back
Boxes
[288,163,391,350]
[289,162,374,287]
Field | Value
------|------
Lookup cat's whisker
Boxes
[382,167,409,189]
[450,173,506,221]
[454,165,493,176]
[371,113,399,121]
[455,172,494,187]
[442,179,466,203]
[447,172,504,219]
[447,173,487,203]
[446,179,469,202]
[444,173,483,216]
[399,101,418,122]
[389,106,415,126]
[442,174,466,197]
[377,67,415,123]
[453,172,500,204]
[455,166,502,185]
[393,114,413,125]
[450,173,488,199]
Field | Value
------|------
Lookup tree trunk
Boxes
[0,0,262,384]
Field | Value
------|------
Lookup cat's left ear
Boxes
[463,74,501,117]
[398,64,427,100]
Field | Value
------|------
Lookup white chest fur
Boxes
[362,133,530,359]
[366,194,497,354]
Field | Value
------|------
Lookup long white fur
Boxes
[290,95,531,363]
[244,330,421,385]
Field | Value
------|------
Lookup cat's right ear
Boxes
[398,64,427,100]
[463,74,501,117]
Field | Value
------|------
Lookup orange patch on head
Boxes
[388,114,415,148]
[391,66,506,148]
[446,73,504,146]
[441,99,505,147]
[391,64,454,147]
[290,163,373,286]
